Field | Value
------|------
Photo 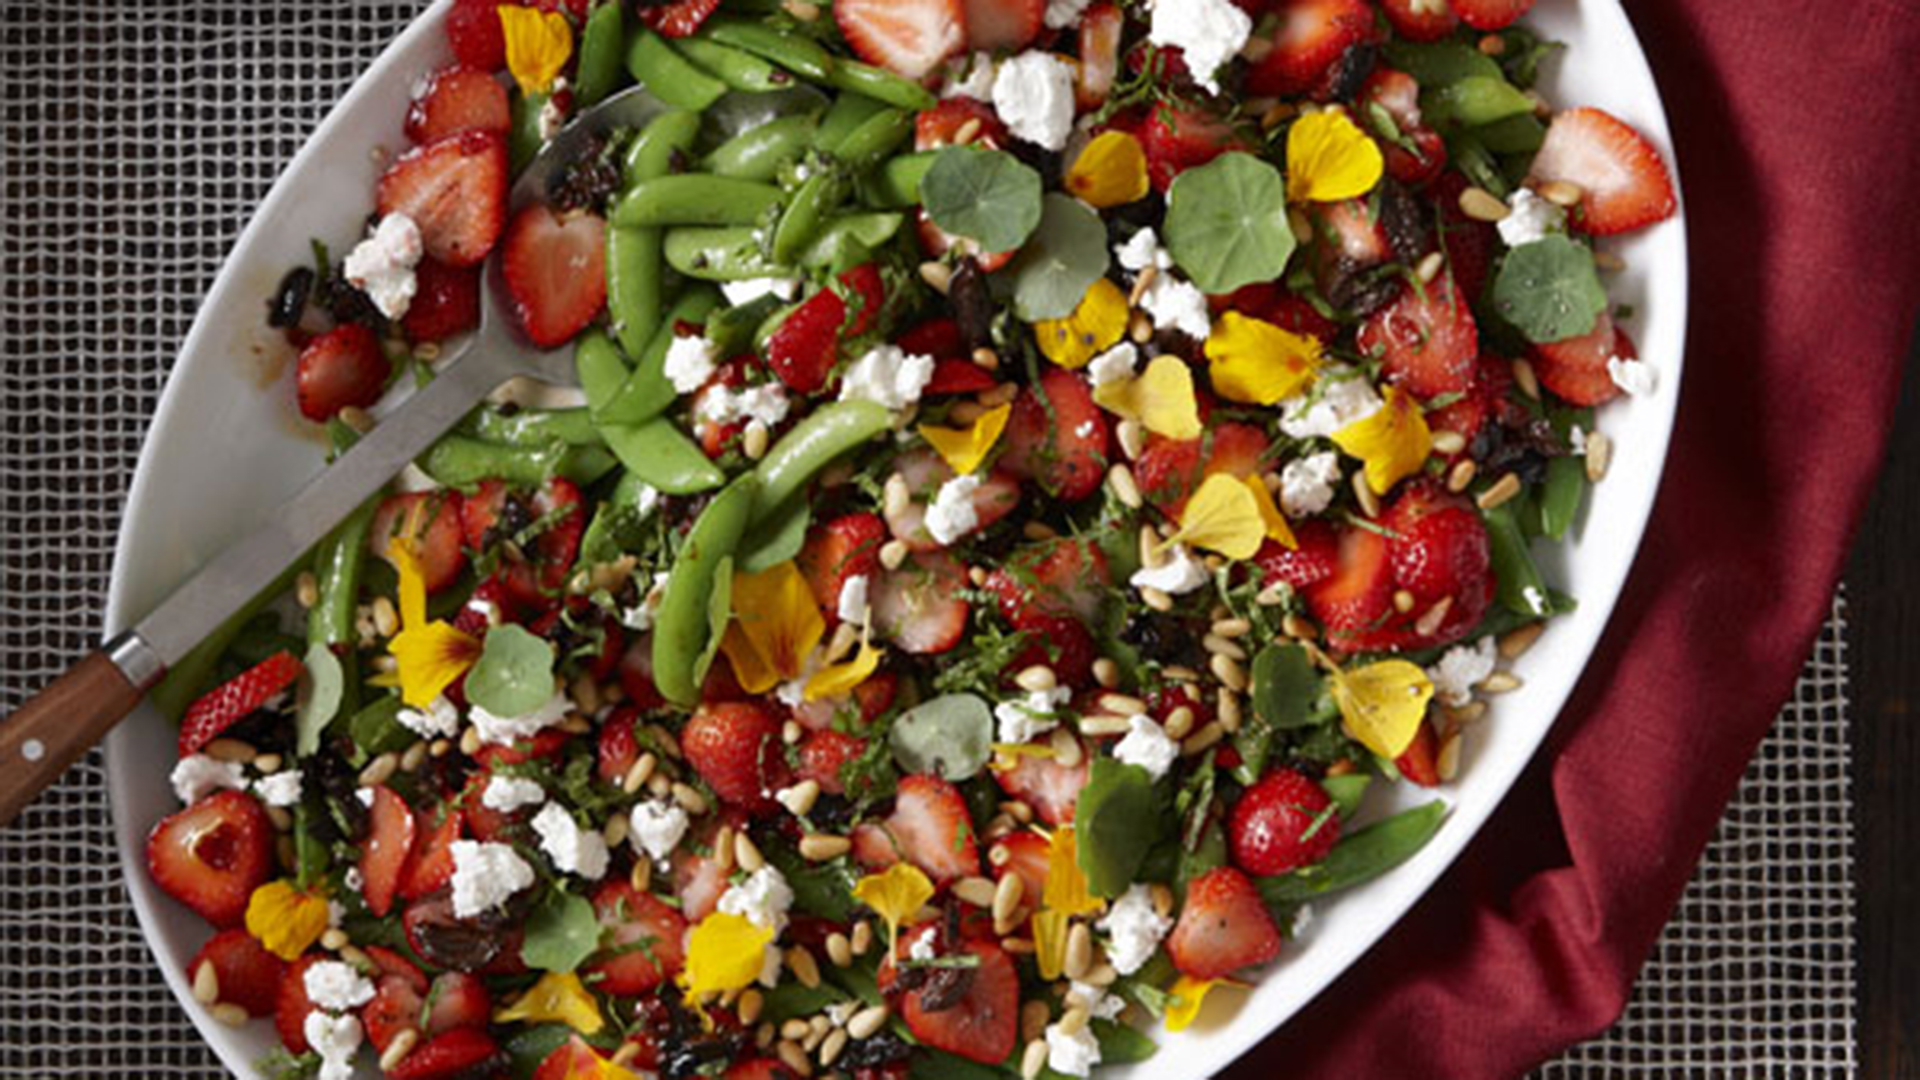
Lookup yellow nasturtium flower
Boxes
[804,641,883,702]
[1286,109,1385,204]
[1164,975,1222,1032]
[500,6,574,96]
[1245,475,1298,551]
[1041,826,1101,918]
[681,913,776,999]
[919,404,1012,476]
[1091,354,1202,439]
[382,537,481,709]
[852,863,936,950]
[1160,474,1267,561]
[1330,385,1433,495]
[1331,659,1435,759]
[719,561,826,694]
[245,880,330,961]
[1035,278,1130,369]
[1204,311,1323,406]
[496,971,605,1035]
[1065,130,1150,209]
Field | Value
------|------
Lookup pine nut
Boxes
[1128,264,1159,307]
[1437,730,1464,782]
[1539,179,1584,207]
[266,806,294,832]
[800,833,851,861]
[1391,589,1417,614]
[1023,521,1058,541]
[623,753,657,794]
[295,571,319,609]
[1100,692,1146,716]
[777,1038,814,1077]
[1415,250,1444,283]
[787,946,822,989]
[1263,101,1298,130]
[1064,922,1093,980]
[1352,469,1381,517]
[883,472,912,519]
[1050,726,1083,767]
[1015,665,1058,693]
[782,1019,811,1042]
[1108,463,1143,508]
[1283,613,1317,640]
[784,0,821,21]
[338,405,375,433]
[1082,962,1118,987]
[713,825,738,875]
[1117,419,1146,460]
[979,382,1017,407]
[671,782,708,815]
[1211,617,1252,638]
[919,261,953,294]
[851,920,874,956]
[1594,249,1627,272]
[1129,309,1153,344]
[973,346,1001,370]
[459,726,483,757]
[1499,622,1546,659]
[993,872,1025,930]
[380,1028,420,1072]
[848,1003,890,1041]
[1077,715,1132,737]
[1458,186,1511,222]
[1481,671,1524,694]
[1092,658,1120,689]
[429,737,452,759]
[819,1027,849,1067]
[1447,458,1478,493]
[1513,357,1541,400]
[1164,665,1201,683]
[203,738,257,764]
[211,1003,250,1027]
[1203,634,1247,661]
[358,752,398,789]
[372,596,400,638]
[1478,33,1507,55]
[826,932,853,968]
[1287,206,1314,244]
[1585,431,1614,482]
[1182,720,1226,756]
[1056,1005,1090,1037]
[1141,586,1173,612]
[339,944,370,970]
[953,876,998,908]
[1022,1039,1049,1080]
[320,928,350,952]
[880,539,909,570]
[1151,883,1174,917]
[735,831,765,873]
[1431,430,1467,456]
[1415,597,1455,639]
[1163,705,1196,740]
[953,117,983,146]
[630,860,652,891]
[1217,690,1243,734]
[191,961,220,1005]
[1210,653,1247,692]
[602,813,631,852]
[1476,472,1523,511]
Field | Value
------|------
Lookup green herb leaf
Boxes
[1421,76,1535,128]
[693,554,734,688]
[1009,193,1111,321]
[465,624,558,719]
[501,1024,575,1080]
[920,147,1044,254]
[1250,643,1322,730]
[1382,40,1505,87]
[519,890,602,973]
[765,838,860,922]
[295,643,343,758]
[1256,800,1448,906]
[1492,235,1608,344]
[346,694,409,762]
[1074,758,1161,898]
[1484,501,1553,617]
[761,982,851,1025]
[1163,152,1295,295]
[1320,773,1372,821]
[889,694,994,782]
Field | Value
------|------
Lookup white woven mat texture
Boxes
[0,2,1856,1076]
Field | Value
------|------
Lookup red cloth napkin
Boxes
[1229,3,1920,1077]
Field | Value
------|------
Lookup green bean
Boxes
[702,17,835,83]
[626,29,729,111]
[577,330,633,415]
[622,108,703,190]
[419,434,567,488]
[826,58,938,111]
[703,113,819,182]
[653,473,761,707]
[307,499,377,649]
[751,400,892,521]
[465,406,603,448]
[574,0,628,107]
[613,174,786,228]
[665,226,794,281]
[832,107,914,169]
[601,285,724,425]
[769,171,849,266]
[1483,501,1552,617]
[602,417,726,495]
[705,292,784,358]
[675,36,796,93]
[800,211,904,271]
[858,150,936,208]
[1257,801,1448,905]
[813,92,891,152]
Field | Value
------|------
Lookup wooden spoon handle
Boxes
[0,650,144,825]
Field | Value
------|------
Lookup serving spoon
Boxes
[0,86,670,825]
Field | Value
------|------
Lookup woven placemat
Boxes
[0,2,1856,1076]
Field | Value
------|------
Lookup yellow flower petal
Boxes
[1162,473,1265,560]
[720,561,825,694]
[1032,908,1071,981]
[989,743,1057,771]
[1330,385,1432,495]
[1065,130,1150,209]
[245,880,331,962]
[1204,312,1323,405]
[500,6,573,96]
[919,404,1011,476]
[1287,109,1384,204]
[1331,659,1435,759]
[389,620,481,709]
[1035,278,1130,370]
[852,863,936,949]
[682,912,775,999]
[496,971,605,1035]
[804,642,883,702]
[388,537,428,632]
[1245,476,1297,550]
[1041,826,1101,917]
[1092,355,1202,439]
[1164,975,1220,1032]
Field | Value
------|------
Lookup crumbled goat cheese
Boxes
[718,866,795,934]
[356,788,375,808]
[1568,424,1588,455]
[1117,227,1174,275]
[1147,0,1252,93]
[1280,451,1343,517]
[696,383,791,428]
[663,334,719,395]
[482,775,547,813]
[1498,188,1567,248]
[303,1010,364,1080]
[1098,884,1174,975]
[943,52,1000,101]
[629,800,690,863]
[721,278,802,306]
[1112,713,1179,780]
[1070,981,1127,1021]
[1047,1020,1103,1077]
[1086,343,1138,387]
[1130,543,1211,595]
[537,94,567,142]
[303,961,376,1012]
[1045,0,1093,29]
[1608,356,1657,396]
[1522,584,1549,613]
[622,569,670,634]
[838,345,936,412]
[1117,227,1211,340]
[448,840,536,918]
[908,926,939,962]
[837,574,871,625]
[992,51,1077,151]
[343,212,424,320]
[470,690,572,746]
[170,755,246,804]
[996,685,1073,745]
[1279,369,1384,439]
[926,475,983,546]
[252,770,304,808]
[533,802,610,880]
[395,695,461,740]
[1428,636,1498,707]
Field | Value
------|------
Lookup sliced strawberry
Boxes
[639,0,723,37]
[420,971,489,1034]
[897,317,965,359]
[864,774,980,882]
[526,476,587,592]
[915,211,1017,272]
[840,262,886,336]
[370,489,468,594]
[188,929,287,1018]
[1247,0,1375,97]
[360,785,416,918]
[1425,352,1511,453]
[616,634,670,713]
[1229,767,1339,875]
[1358,269,1480,400]
[1075,2,1124,111]
[1395,719,1442,786]
[1166,866,1283,980]
[471,729,571,770]
[1362,67,1448,185]
[455,774,514,843]
[915,98,1007,152]
[1218,283,1341,343]
[900,939,1019,1065]
[982,536,1111,626]
[1526,107,1677,236]
[871,551,970,655]
[387,1028,507,1080]
[683,701,787,811]
[1376,479,1495,648]
[399,808,463,901]
[1004,613,1097,689]
[537,1037,622,1080]
[724,1059,792,1080]
[836,0,967,81]
[924,358,998,396]
[295,323,389,424]
[147,790,273,928]
[275,955,326,1053]
[1133,436,1205,513]
[963,0,1045,51]
[376,131,507,268]
[1530,309,1631,407]
[884,449,1022,552]
[362,974,425,1053]
[1257,518,1340,590]
[1449,0,1535,31]
[444,0,507,71]
[670,813,740,922]
[1381,0,1458,41]
[596,705,643,786]
[1302,524,1404,652]
[178,650,302,758]
[502,204,608,349]
[406,66,511,144]
[988,830,1050,920]
[1140,105,1245,192]
[403,257,482,343]
[992,743,1089,826]
[798,730,868,797]
[1430,172,1497,299]
[1203,421,1272,481]
[999,368,1110,501]
[766,287,845,394]
[797,512,888,623]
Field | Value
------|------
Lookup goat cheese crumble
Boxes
[1607,356,1657,396]
[837,574,871,625]
[629,800,690,863]
[697,383,791,428]
[470,690,572,746]
[839,344,936,412]
[481,775,546,813]
[1279,368,1384,439]
[1046,1020,1103,1077]
[303,961,376,1012]
[663,334,719,395]
[996,684,1073,745]
[1428,636,1498,707]
[1498,188,1567,248]
[1130,543,1211,595]
[533,802,611,880]
[926,475,983,545]
[1112,713,1179,779]
[395,695,460,740]
[1280,451,1343,517]
[993,51,1077,151]
[1147,0,1253,94]
[343,212,423,320]
[1098,884,1174,976]
[170,755,246,805]
[448,840,536,918]
[718,866,795,934]
[252,770,304,808]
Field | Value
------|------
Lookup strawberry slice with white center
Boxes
[853,773,981,882]
[1357,268,1481,400]
[501,204,608,349]
[992,744,1090,826]
[1526,107,1677,236]
[375,130,507,268]
[871,550,971,654]
[836,0,967,81]
[1530,309,1636,407]
[405,66,511,145]
[586,879,689,994]
[359,785,416,917]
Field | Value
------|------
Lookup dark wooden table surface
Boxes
[1848,317,1918,1079]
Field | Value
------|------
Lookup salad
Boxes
[142,0,1677,1077]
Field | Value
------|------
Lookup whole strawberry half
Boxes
[188,929,287,1018]
[295,323,390,423]
[502,204,608,349]
[835,0,966,81]
[1229,767,1340,875]
[870,550,971,655]
[1166,866,1283,980]
[1526,106,1677,236]
[405,65,510,145]
[999,368,1111,502]
[682,700,788,811]
[147,790,274,928]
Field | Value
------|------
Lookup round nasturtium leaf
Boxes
[1163,152,1296,295]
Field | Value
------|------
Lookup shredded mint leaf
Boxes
[920,146,1044,254]
[1492,235,1608,344]
[294,643,343,758]
[520,890,602,973]
[889,693,994,781]
[465,624,558,719]
[1009,193,1111,321]
[1163,152,1295,295]
[1074,758,1161,898]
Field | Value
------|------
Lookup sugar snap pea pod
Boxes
[665,226,794,281]
[601,418,726,494]
[508,89,550,174]
[769,171,849,266]
[622,108,703,190]
[702,113,819,182]
[1537,455,1586,542]
[558,444,621,486]
[420,434,567,488]
[750,400,892,522]
[626,29,729,111]
[577,330,634,414]
[600,284,723,424]
[574,0,627,107]
[613,174,786,228]
[578,470,659,568]
[813,92,891,152]
[652,473,761,707]
[737,495,810,573]
[800,211,904,270]
[1256,800,1448,906]
[706,292,784,358]
[608,224,666,359]
[307,498,377,649]
[675,36,795,93]
[465,406,604,448]
[1483,501,1552,617]
[835,108,915,168]
[858,150,937,208]
[702,17,835,82]
[826,58,939,111]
